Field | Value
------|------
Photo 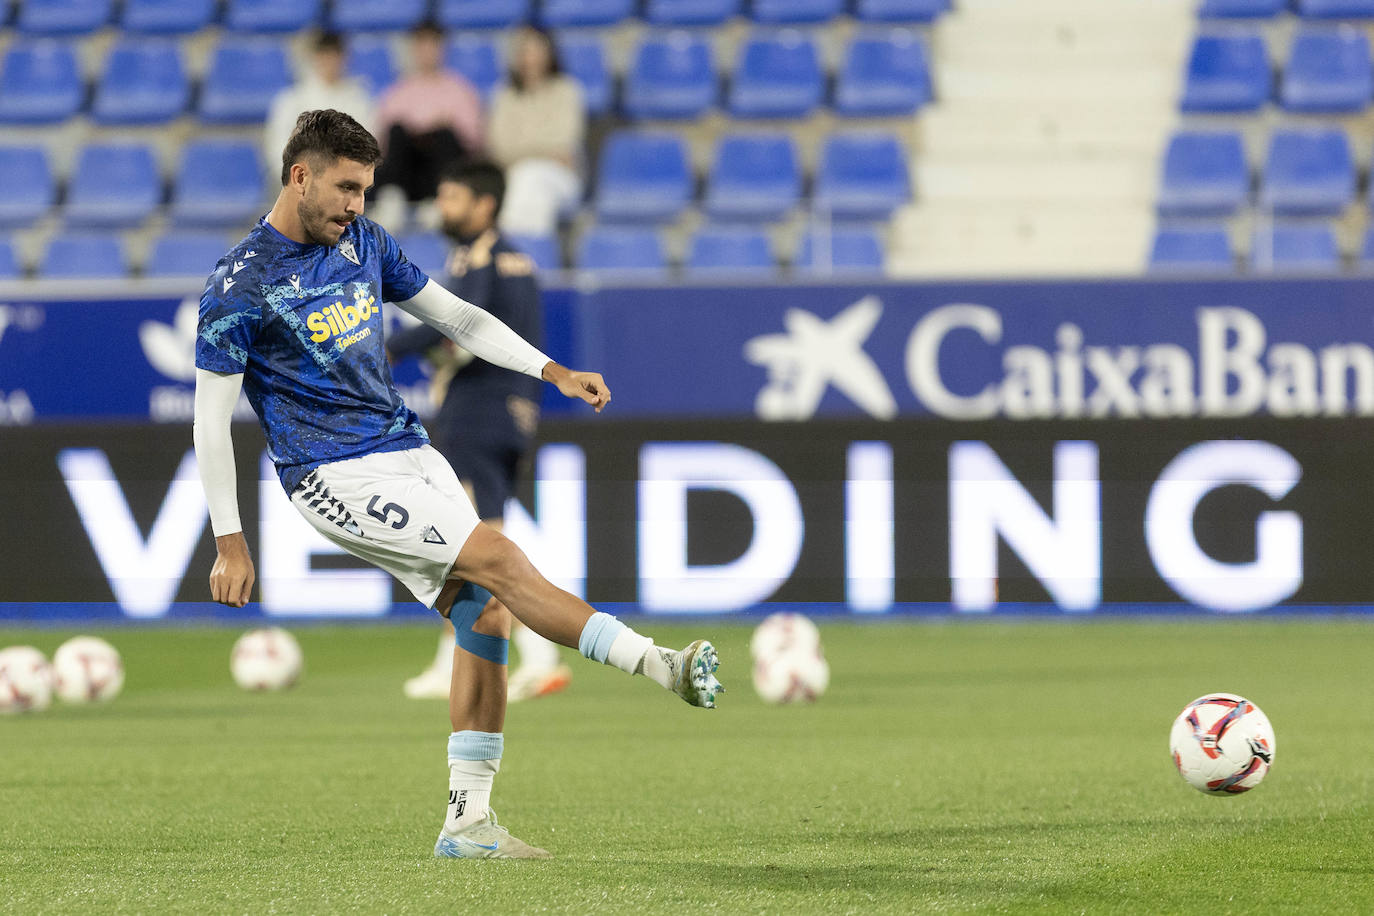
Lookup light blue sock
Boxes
[447,730,504,762]
[577,611,626,663]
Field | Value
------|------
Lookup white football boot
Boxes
[434,810,552,859]
[666,640,724,709]
[507,663,572,702]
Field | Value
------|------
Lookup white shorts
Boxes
[290,445,480,608]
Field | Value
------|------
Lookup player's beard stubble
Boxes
[297,191,352,247]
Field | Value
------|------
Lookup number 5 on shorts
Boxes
[367,495,410,529]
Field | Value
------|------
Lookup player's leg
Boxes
[448,523,723,708]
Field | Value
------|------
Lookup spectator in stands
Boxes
[263,32,373,175]
[373,20,485,210]
[487,26,586,237]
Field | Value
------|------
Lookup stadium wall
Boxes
[4,276,1373,622]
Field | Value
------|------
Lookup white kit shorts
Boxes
[289,445,480,607]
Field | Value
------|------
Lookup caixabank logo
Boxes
[305,284,379,349]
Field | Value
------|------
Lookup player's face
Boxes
[437,180,488,239]
[299,158,373,246]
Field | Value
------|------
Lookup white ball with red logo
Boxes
[1170,693,1276,795]
[231,627,303,691]
[752,646,830,705]
[749,612,822,661]
[52,636,124,704]
[0,646,55,714]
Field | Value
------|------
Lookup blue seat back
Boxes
[625,32,717,120]
[18,0,112,35]
[1158,130,1249,217]
[42,234,126,278]
[330,0,427,31]
[1281,28,1373,112]
[122,0,216,33]
[224,0,321,32]
[200,38,293,123]
[796,226,884,274]
[855,0,949,22]
[94,39,189,124]
[1149,226,1235,272]
[595,132,691,222]
[815,132,910,220]
[348,35,397,96]
[0,146,55,227]
[835,30,932,116]
[1181,33,1270,112]
[146,232,231,277]
[505,234,562,271]
[752,0,843,23]
[438,0,531,28]
[1261,128,1356,216]
[541,0,634,27]
[729,31,823,118]
[646,0,740,26]
[562,36,612,116]
[1251,223,1341,272]
[445,36,503,99]
[705,133,801,221]
[66,144,161,228]
[0,42,83,124]
[686,227,775,275]
[577,227,667,273]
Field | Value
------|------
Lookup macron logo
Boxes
[223,276,235,292]
[232,260,247,274]
[289,274,301,295]
[243,250,257,259]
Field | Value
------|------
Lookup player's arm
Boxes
[394,278,610,412]
[193,368,255,607]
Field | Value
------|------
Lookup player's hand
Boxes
[543,362,611,413]
[210,532,256,608]
[468,229,499,270]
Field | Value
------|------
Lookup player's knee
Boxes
[471,530,537,594]
[472,597,512,638]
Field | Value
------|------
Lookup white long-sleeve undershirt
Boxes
[193,279,552,537]
[395,278,551,379]
[193,368,245,537]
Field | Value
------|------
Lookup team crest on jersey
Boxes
[338,238,360,266]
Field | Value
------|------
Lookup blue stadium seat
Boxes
[199,38,293,124]
[576,227,668,275]
[92,39,190,126]
[834,30,932,117]
[145,232,230,277]
[41,234,126,278]
[1148,226,1235,273]
[0,147,55,228]
[728,31,824,119]
[1281,28,1373,112]
[562,36,612,117]
[397,233,449,277]
[813,132,910,221]
[1297,0,1374,17]
[16,0,111,34]
[1251,223,1341,272]
[646,0,740,26]
[122,0,215,33]
[541,0,634,28]
[445,36,503,99]
[855,0,949,22]
[703,133,801,222]
[1158,131,1249,217]
[65,144,161,229]
[0,239,19,279]
[595,132,692,223]
[795,226,885,274]
[348,35,396,96]
[1181,33,1270,112]
[1200,0,1286,15]
[1260,128,1356,216]
[752,0,844,24]
[224,0,321,32]
[330,0,426,32]
[0,42,82,125]
[686,227,776,277]
[506,234,561,271]
[438,0,531,28]
[171,141,263,228]
[625,32,717,120]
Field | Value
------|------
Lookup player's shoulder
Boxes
[352,214,395,250]
[203,225,275,306]
[492,234,537,280]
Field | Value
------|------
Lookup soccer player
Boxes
[387,161,571,704]
[193,110,723,859]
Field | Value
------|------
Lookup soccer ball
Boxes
[749,612,821,660]
[750,614,829,704]
[1169,693,1276,795]
[0,646,55,714]
[52,636,124,704]
[230,627,303,691]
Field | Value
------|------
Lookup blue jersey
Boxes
[196,215,432,493]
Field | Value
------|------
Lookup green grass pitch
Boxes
[2,619,1372,914]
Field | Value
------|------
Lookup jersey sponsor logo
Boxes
[338,238,360,266]
[305,286,379,349]
[222,276,235,292]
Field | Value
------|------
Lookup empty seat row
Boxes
[596,130,910,224]
[1183,27,1374,114]
[1202,0,1374,18]
[7,0,948,36]
[1148,222,1368,273]
[627,29,930,119]
[0,142,264,230]
[0,224,885,280]
[1159,128,1372,218]
[0,28,929,127]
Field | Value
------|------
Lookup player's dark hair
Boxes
[280,109,382,186]
[410,18,443,40]
[312,30,344,54]
[509,26,563,92]
[439,160,506,216]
